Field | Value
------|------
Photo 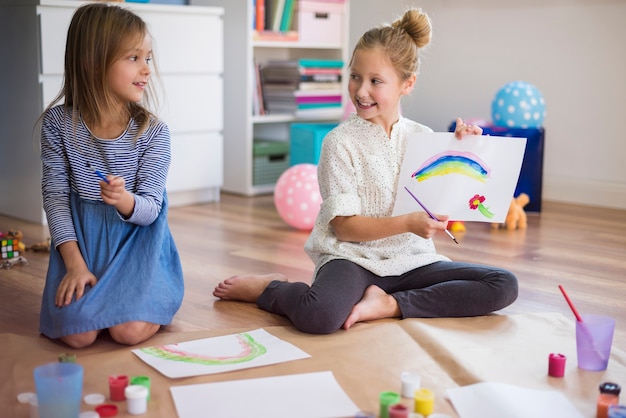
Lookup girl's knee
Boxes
[292,310,345,334]
[109,321,159,346]
[60,331,98,349]
[494,270,519,308]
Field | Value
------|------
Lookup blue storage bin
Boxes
[448,121,545,212]
[290,122,338,166]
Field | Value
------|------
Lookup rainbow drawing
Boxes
[411,151,491,183]
[140,332,267,366]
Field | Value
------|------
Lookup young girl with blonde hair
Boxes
[214,8,518,333]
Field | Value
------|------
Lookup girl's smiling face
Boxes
[348,46,415,134]
[107,33,153,105]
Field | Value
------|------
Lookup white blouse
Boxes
[304,113,450,278]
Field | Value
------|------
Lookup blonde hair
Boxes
[44,2,160,135]
[350,8,432,81]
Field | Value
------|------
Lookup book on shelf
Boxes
[252,60,267,116]
[298,58,344,69]
[271,0,285,32]
[300,73,342,82]
[253,0,297,34]
[298,81,342,91]
[295,106,344,120]
[254,0,265,31]
[280,0,296,32]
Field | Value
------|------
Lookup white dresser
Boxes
[0,0,224,224]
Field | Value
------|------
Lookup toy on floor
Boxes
[491,193,530,230]
[447,221,466,233]
[27,238,51,252]
[1,229,24,259]
[1,229,29,269]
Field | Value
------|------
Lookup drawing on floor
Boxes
[132,328,311,378]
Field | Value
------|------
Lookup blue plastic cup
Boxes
[33,362,83,418]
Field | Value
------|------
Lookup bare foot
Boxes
[342,285,400,330]
[212,273,287,302]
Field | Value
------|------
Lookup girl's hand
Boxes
[405,211,449,239]
[454,117,482,139]
[99,175,135,218]
[99,175,127,205]
[55,268,98,307]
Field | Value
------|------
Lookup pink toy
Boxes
[274,164,321,230]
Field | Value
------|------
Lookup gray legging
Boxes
[256,259,519,334]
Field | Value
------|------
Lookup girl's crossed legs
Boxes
[213,259,518,334]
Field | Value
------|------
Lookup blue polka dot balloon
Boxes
[491,81,546,128]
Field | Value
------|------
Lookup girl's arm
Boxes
[331,211,448,243]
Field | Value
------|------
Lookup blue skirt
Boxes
[39,192,184,339]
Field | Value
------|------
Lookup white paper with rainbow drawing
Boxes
[393,132,527,223]
[132,328,311,378]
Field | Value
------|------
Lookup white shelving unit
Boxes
[191,0,350,195]
[0,0,224,223]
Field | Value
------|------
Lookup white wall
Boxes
[349,0,626,210]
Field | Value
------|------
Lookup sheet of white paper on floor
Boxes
[170,371,360,418]
[447,381,584,418]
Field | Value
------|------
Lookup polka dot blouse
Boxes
[304,113,450,278]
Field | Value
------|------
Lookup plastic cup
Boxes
[576,314,615,371]
[33,362,83,418]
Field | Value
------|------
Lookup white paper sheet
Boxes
[393,133,526,222]
[447,382,584,418]
[170,371,360,418]
[132,328,311,378]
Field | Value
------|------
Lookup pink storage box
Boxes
[298,1,345,44]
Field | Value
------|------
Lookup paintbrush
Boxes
[86,162,110,184]
[404,186,458,244]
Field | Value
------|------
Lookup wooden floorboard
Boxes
[1,193,624,349]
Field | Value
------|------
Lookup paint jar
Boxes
[58,352,76,363]
[125,384,149,415]
[414,388,434,417]
[598,382,621,418]
[400,370,421,398]
[109,375,129,401]
[130,375,151,400]
[379,391,401,418]
[548,353,566,377]
[389,403,410,418]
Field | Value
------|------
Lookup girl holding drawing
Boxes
[213,8,518,333]
[39,3,184,348]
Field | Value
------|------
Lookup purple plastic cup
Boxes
[576,314,615,371]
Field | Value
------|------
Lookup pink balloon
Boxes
[273,164,321,230]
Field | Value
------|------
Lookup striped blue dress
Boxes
[39,105,184,339]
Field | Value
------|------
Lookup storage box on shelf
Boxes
[289,122,338,165]
[253,140,290,185]
[298,0,345,44]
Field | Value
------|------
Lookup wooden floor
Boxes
[1,193,625,349]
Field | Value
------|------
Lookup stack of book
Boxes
[258,60,300,115]
[295,58,343,119]
[254,58,344,118]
